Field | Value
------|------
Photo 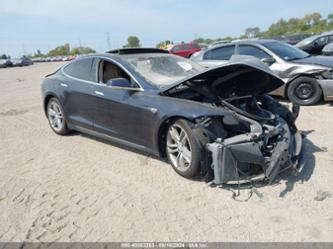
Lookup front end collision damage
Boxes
[161,61,305,186]
[192,98,304,186]
[206,116,303,185]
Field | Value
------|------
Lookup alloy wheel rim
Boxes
[48,102,64,132]
[295,83,314,100]
[167,124,192,172]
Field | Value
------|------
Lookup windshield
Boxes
[263,41,309,61]
[123,54,205,87]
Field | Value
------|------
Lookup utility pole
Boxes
[22,43,26,56]
[106,32,111,50]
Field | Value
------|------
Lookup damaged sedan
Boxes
[42,48,303,186]
[191,40,333,105]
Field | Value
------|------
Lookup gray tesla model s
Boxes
[42,48,303,186]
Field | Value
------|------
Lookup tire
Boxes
[166,119,202,178]
[46,97,70,135]
[287,76,322,105]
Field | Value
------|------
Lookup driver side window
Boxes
[315,36,328,46]
[99,60,138,88]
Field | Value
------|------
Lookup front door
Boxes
[91,59,151,146]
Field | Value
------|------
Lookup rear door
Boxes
[61,57,96,129]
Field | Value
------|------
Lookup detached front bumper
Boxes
[318,79,333,101]
[207,120,304,185]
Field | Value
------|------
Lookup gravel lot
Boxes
[0,62,332,242]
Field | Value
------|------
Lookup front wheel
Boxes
[166,119,202,178]
[287,77,322,105]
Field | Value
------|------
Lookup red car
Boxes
[169,43,201,58]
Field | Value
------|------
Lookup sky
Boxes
[0,0,332,57]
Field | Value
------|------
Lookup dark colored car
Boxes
[42,48,303,185]
[11,56,33,66]
[283,33,312,45]
[322,42,333,56]
[170,43,201,58]
[296,32,333,55]
[191,40,333,105]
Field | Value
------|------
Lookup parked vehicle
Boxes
[42,48,303,185]
[296,31,333,55]
[282,33,312,45]
[0,59,8,68]
[198,44,208,50]
[10,56,33,66]
[208,40,232,48]
[169,43,201,58]
[191,40,333,105]
[10,58,23,66]
[322,43,333,56]
[0,58,12,67]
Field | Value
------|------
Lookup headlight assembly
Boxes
[321,69,333,79]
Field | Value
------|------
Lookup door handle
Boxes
[60,83,68,87]
[94,91,104,96]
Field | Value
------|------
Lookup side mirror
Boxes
[106,78,131,88]
[261,57,276,65]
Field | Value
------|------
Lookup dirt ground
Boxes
[0,62,332,242]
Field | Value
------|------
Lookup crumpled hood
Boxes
[161,59,285,97]
[292,56,333,69]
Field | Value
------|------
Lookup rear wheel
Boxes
[287,76,322,105]
[46,97,69,135]
[166,119,201,178]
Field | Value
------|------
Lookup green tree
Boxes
[123,36,140,48]
[155,40,173,49]
[70,46,96,55]
[245,27,261,38]
[47,43,70,56]
[0,54,8,59]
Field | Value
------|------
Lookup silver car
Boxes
[191,40,333,105]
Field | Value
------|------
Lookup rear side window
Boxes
[63,58,94,81]
[204,45,235,60]
[238,45,270,59]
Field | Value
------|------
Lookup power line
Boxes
[106,32,111,50]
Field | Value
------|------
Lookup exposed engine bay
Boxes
[164,79,303,185]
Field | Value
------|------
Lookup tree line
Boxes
[30,43,96,58]
[191,11,333,45]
